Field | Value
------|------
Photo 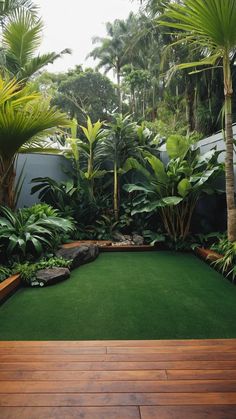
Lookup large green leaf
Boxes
[166,135,189,159]
[123,157,151,179]
[190,169,217,189]
[145,155,168,184]
[131,200,164,215]
[123,183,155,194]
[161,196,183,206]
[177,178,192,197]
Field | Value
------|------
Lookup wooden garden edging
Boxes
[0,274,21,304]
[195,247,222,262]
[62,240,156,252]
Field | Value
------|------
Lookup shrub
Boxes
[0,205,74,261]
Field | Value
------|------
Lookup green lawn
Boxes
[1,251,236,340]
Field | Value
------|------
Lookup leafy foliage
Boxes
[53,68,118,123]
[124,135,222,241]
[13,257,72,284]
[0,205,74,261]
[0,265,12,282]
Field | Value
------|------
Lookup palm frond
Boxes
[3,10,43,68]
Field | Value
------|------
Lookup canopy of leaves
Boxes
[53,68,118,123]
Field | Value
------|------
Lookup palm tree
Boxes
[0,76,69,208]
[88,15,136,112]
[0,0,37,22]
[159,0,236,242]
[1,10,71,82]
[96,114,137,220]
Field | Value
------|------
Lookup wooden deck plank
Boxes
[106,345,236,354]
[140,405,236,419]
[0,347,107,355]
[2,344,236,355]
[3,369,236,382]
[0,370,167,381]
[167,369,236,380]
[1,360,236,371]
[1,392,236,407]
[2,351,236,362]
[0,406,140,419]
[0,339,235,347]
[2,379,236,393]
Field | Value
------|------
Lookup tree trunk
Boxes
[185,79,195,135]
[117,70,122,113]
[113,161,119,221]
[88,145,94,200]
[224,56,236,241]
[0,157,16,209]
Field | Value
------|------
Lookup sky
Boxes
[35,0,139,74]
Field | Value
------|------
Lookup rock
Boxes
[112,240,134,246]
[132,233,144,245]
[112,232,126,242]
[124,235,132,241]
[35,268,70,286]
[56,244,99,269]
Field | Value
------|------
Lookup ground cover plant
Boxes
[1,252,236,340]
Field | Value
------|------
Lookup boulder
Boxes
[56,244,99,269]
[35,268,70,286]
[132,233,144,245]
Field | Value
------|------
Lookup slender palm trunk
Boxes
[114,160,119,221]
[0,157,16,208]
[224,55,236,241]
[88,145,94,200]
[185,79,195,135]
[117,69,122,113]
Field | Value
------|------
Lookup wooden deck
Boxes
[0,340,236,418]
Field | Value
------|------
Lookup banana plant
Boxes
[124,135,223,241]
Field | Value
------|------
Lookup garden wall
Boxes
[16,126,236,209]
[192,126,236,233]
[16,153,71,208]
[197,126,236,163]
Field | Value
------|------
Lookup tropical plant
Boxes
[78,117,106,192]
[21,203,58,220]
[1,9,71,81]
[0,205,74,260]
[97,114,138,220]
[88,15,136,111]
[31,177,81,218]
[212,239,236,280]
[0,76,69,207]
[124,136,222,242]
[0,0,37,22]
[159,0,236,241]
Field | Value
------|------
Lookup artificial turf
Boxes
[1,251,236,340]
